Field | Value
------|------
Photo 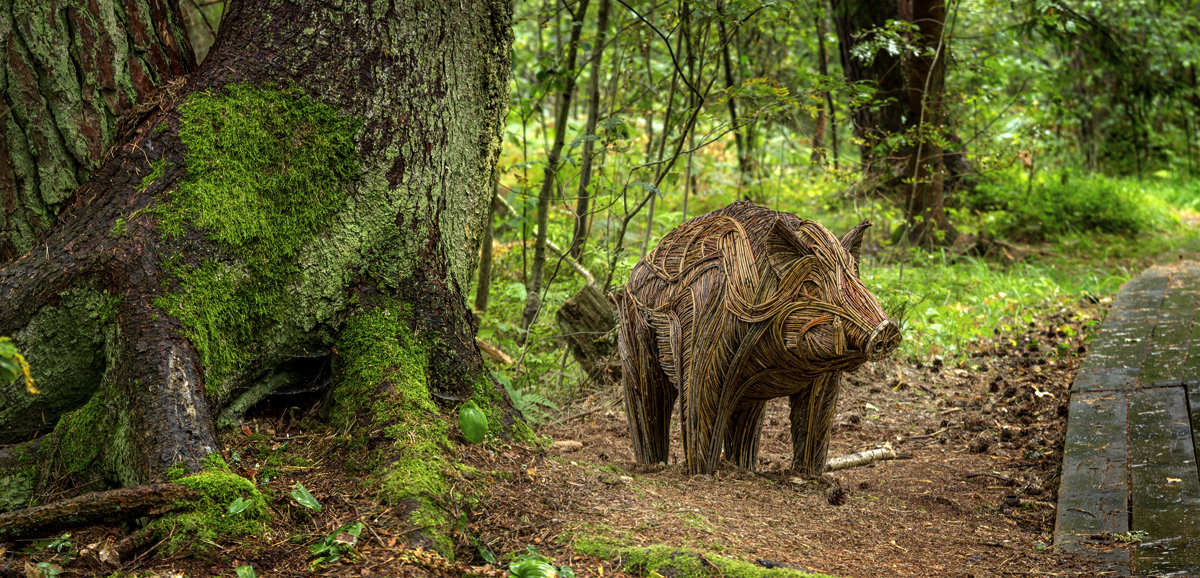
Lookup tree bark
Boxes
[814,10,838,170]
[0,0,196,260]
[718,20,752,189]
[0,0,515,519]
[901,0,955,246]
[0,482,195,537]
[829,0,905,177]
[830,0,956,245]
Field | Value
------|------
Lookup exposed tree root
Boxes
[0,483,195,538]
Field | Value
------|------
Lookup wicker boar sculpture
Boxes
[618,201,901,476]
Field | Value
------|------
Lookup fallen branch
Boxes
[0,483,196,537]
[823,445,897,472]
[902,424,961,441]
[494,195,596,286]
[962,472,1016,485]
[475,337,514,365]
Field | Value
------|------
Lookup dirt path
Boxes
[2,301,1125,577]
[464,303,1120,577]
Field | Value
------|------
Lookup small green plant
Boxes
[29,562,62,578]
[0,337,36,394]
[30,532,72,553]
[227,496,254,515]
[309,521,363,568]
[458,400,488,443]
[290,482,321,511]
[235,565,258,578]
[493,371,560,425]
[508,546,576,578]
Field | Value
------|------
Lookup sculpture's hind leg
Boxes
[723,401,766,470]
[789,371,842,476]
[619,302,676,465]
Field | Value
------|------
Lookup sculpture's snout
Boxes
[865,319,901,361]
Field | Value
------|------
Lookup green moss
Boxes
[50,377,139,488]
[154,83,361,398]
[138,159,169,193]
[0,470,35,512]
[564,526,835,578]
[3,283,120,444]
[331,305,458,557]
[154,457,270,552]
[165,461,189,482]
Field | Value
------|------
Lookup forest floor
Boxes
[3,298,1131,578]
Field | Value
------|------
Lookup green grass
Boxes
[964,170,1180,241]
[866,215,1200,364]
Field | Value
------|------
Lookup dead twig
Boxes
[962,472,1016,485]
[902,424,961,441]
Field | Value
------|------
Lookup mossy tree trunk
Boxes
[0,0,517,533]
[0,0,196,260]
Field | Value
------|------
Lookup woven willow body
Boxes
[618,201,899,475]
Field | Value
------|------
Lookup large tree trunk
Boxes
[829,0,905,179]
[0,0,196,260]
[0,0,516,535]
[901,0,955,246]
[830,0,956,245]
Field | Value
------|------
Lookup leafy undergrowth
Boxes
[0,293,1132,577]
[867,217,1200,364]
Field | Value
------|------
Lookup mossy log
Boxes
[0,482,195,538]
[0,0,520,551]
[555,284,620,385]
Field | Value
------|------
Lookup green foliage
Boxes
[966,171,1175,240]
[309,521,364,569]
[30,533,72,553]
[290,482,322,511]
[868,250,1121,363]
[234,565,258,578]
[493,370,559,426]
[509,546,576,578]
[28,562,62,578]
[458,401,488,444]
[155,82,361,395]
[0,337,35,394]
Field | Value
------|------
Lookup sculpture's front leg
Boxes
[789,371,842,476]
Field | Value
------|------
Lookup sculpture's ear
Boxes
[840,220,872,267]
[768,218,812,257]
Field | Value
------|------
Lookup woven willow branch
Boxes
[619,201,900,476]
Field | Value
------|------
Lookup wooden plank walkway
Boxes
[1056,261,1200,576]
